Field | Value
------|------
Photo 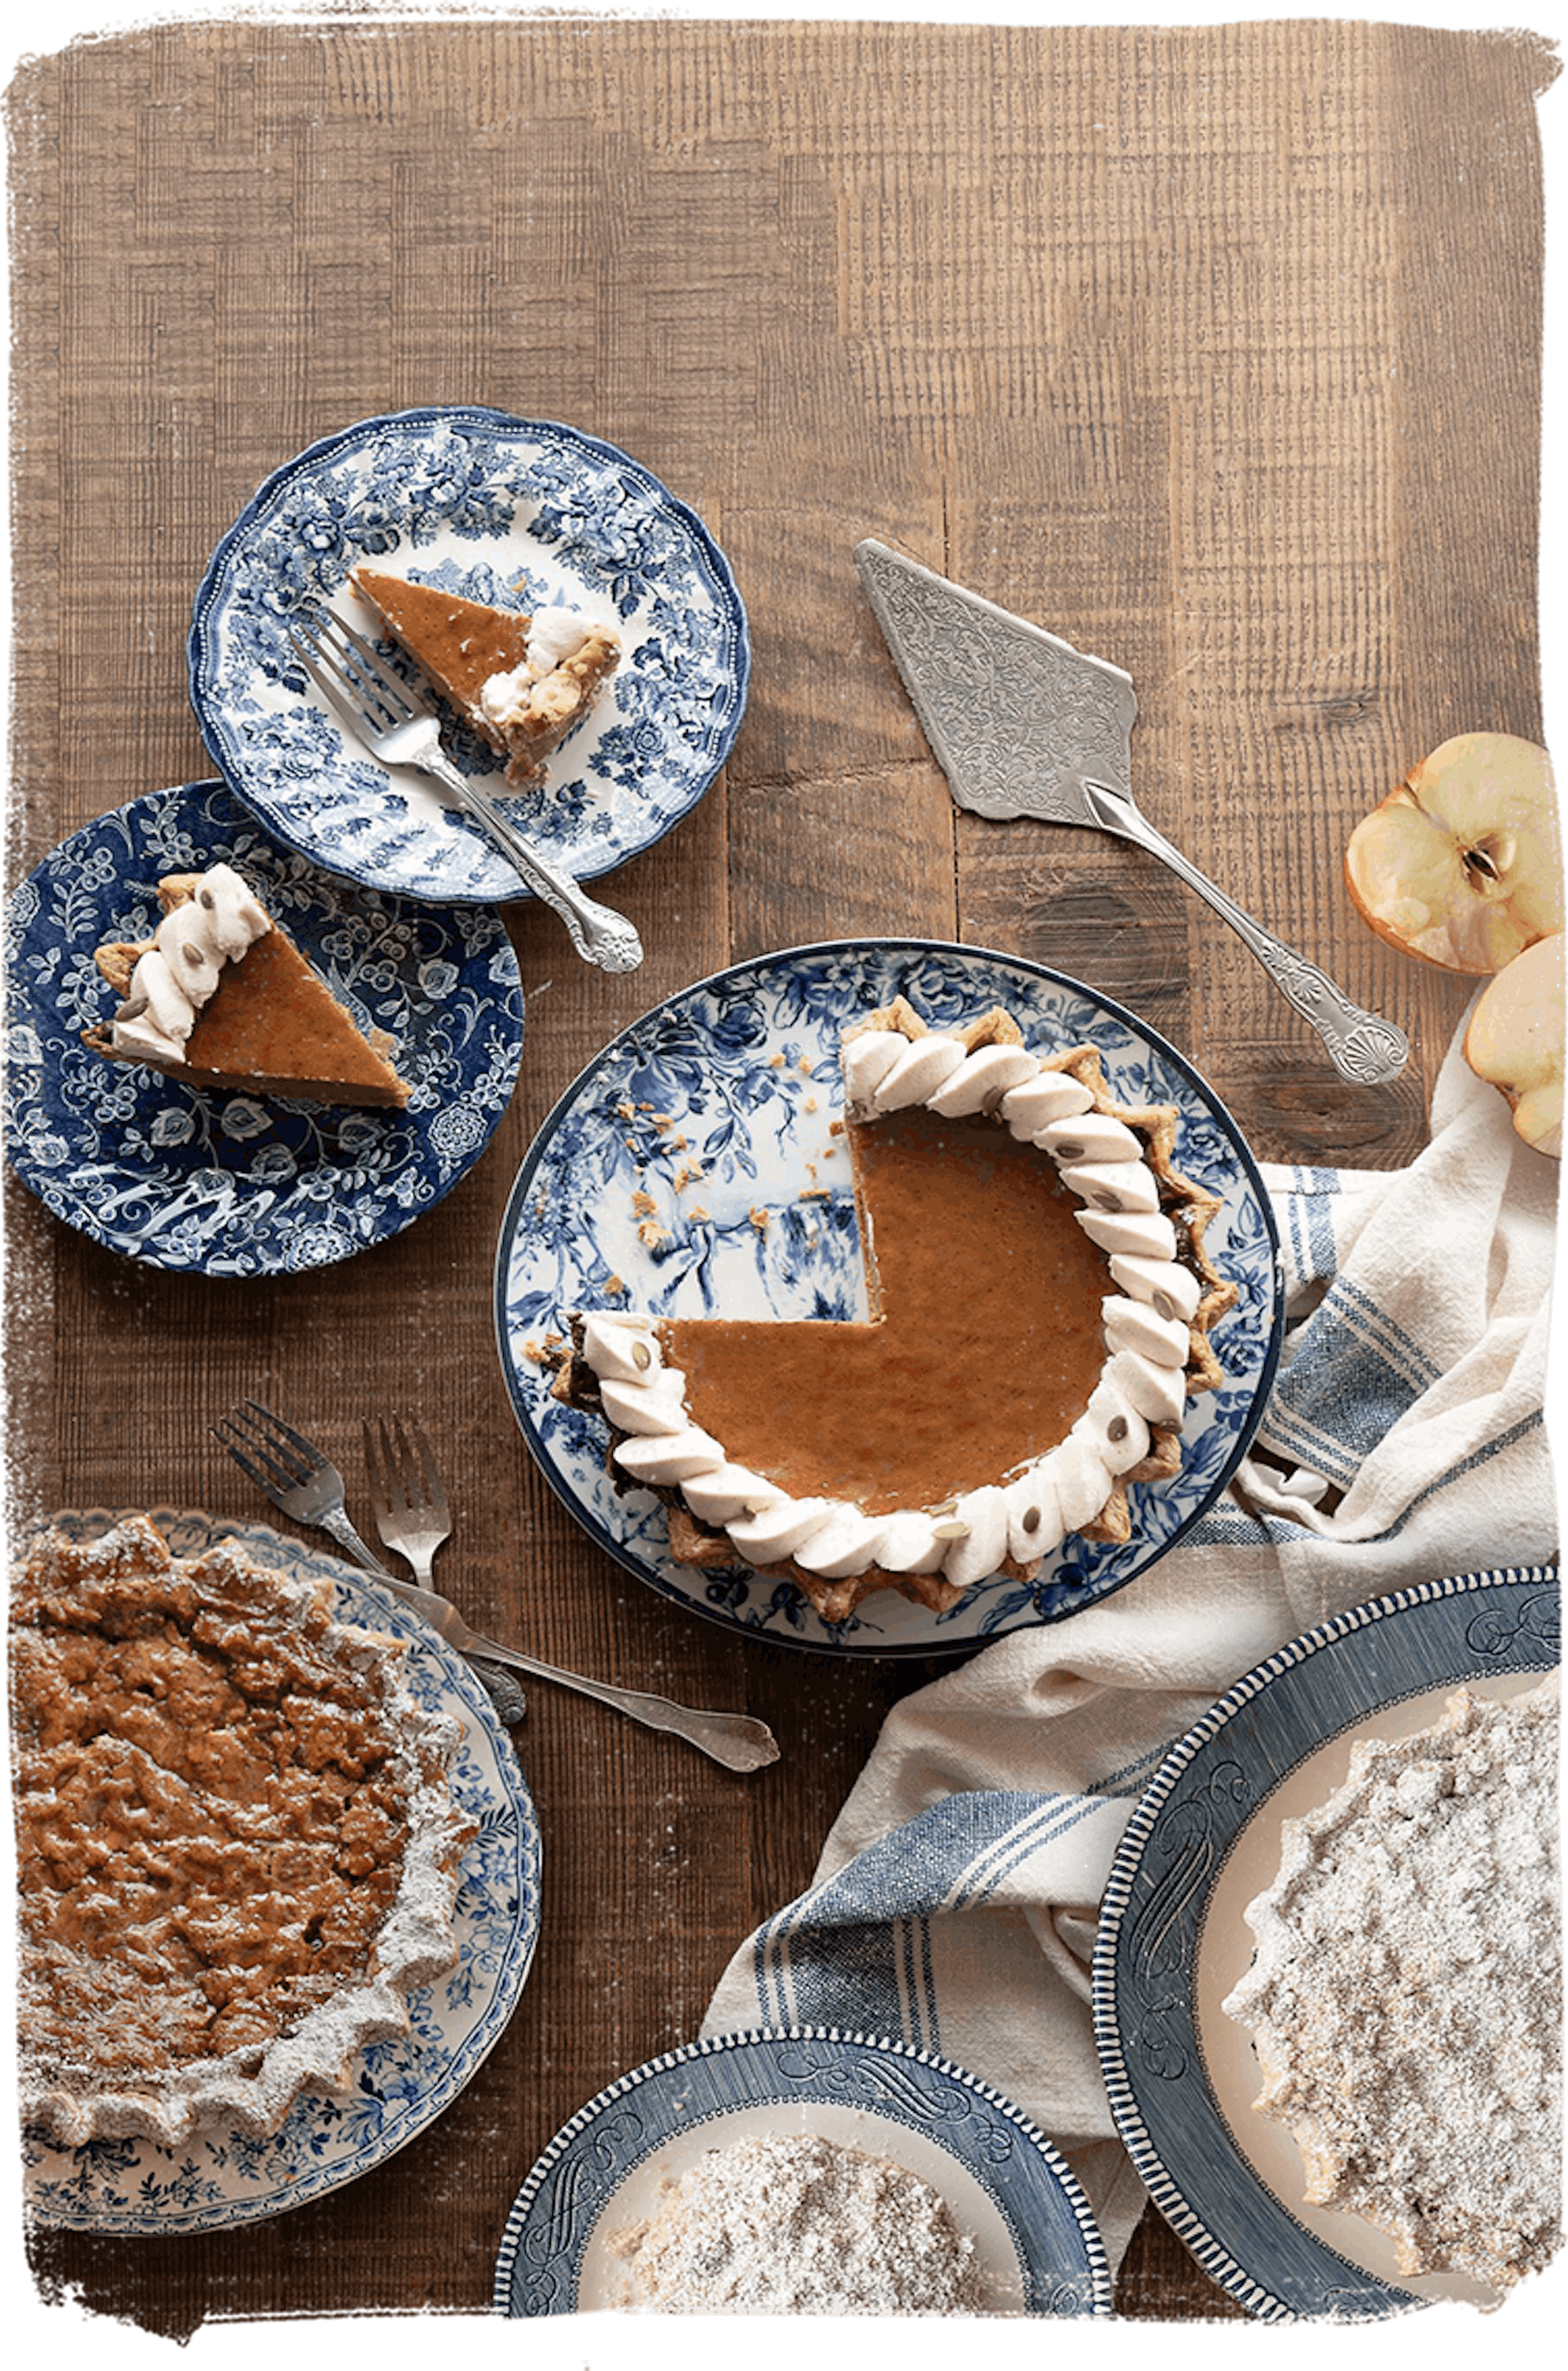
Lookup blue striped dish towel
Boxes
[703,1013,1559,2271]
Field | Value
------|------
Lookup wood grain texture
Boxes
[5,14,1556,2335]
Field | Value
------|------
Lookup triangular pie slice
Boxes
[350,564,620,786]
[548,993,1238,1625]
[83,865,411,1108]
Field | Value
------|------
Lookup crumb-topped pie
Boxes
[1223,1677,1561,2297]
[82,862,410,1108]
[548,993,1237,1624]
[13,1513,473,2146]
[350,565,621,786]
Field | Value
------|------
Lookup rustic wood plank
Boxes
[6,14,1554,2336]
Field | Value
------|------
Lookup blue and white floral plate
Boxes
[24,1508,544,2235]
[1093,1564,1560,2320]
[5,781,525,1274]
[494,2026,1112,2317]
[494,939,1283,1657]
[188,406,750,904]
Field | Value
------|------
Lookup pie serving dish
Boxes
[4,780,525,1275]
[494,937,1283,1657]
[187,405,750,904]
[22,1510,544,2235]
[494,2026,1112,2317]
[1092,1563,1561,2320]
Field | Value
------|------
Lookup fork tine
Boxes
[292,602,428,734]
[211,1394,318,1489]
[361,1417,396,1525]
[404,1417,450,1521]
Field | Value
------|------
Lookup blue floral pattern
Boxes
[24,1509,543,2235]
[5,781,525,1275]
[187,408,750,903]
[494,2026,1112,2317]
[494,939,1284,1658]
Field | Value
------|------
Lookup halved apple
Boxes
[1345,733,1559,973]
[1463,932,1564,1158]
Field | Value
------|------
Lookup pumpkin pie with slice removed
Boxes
[82,862,410,1108]
[349,565,620,786]
[548,994,1237,1625]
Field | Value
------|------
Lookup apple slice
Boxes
[1463,932,1564,1158]
[1345,733,1559,973]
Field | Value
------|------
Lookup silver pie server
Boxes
[855,537,1408,1087]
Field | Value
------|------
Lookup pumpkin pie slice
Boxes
[350,564,620,786]
[550,994,1237,1624]
[82,863,411,1108]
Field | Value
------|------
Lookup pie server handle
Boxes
[1080,778,1410,1087]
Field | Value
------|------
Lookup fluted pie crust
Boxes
[14,1514,473,2146]
[549,994,1237,1624]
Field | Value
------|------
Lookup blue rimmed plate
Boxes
[187,406,750,904]
[24,1509,544,2235]
[494,938,1283,1657]
[1093,1564,1561,2320]
[5,781,525,1274]
[494,2026,1112,2317]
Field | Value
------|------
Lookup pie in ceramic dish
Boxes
[548,993,1237,1624]
[1222,1676,1562,2299]
[13,1512,474,2146]
[350,564,621,786]
[81,862,410,1107]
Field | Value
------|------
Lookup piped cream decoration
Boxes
[575,1008,1222,1596]
[108,862,271,1065]
[479,610,616,733]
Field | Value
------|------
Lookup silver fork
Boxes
[362,1414,779,1774]
[213,1397,528,1727]
[287,603,644,975]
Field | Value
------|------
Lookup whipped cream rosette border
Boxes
[559,996,1237,1622]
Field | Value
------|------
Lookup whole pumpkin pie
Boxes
[14,1513,474,2146]
[81,862,410,1107]
[550,994,1236,1624]
[350,565,621,786]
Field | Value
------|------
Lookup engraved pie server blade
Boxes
[855,537,1409,1088]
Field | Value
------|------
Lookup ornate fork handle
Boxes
[437,1632,781,1774]
[421,741,644,975]
[1081,781,1409,1087]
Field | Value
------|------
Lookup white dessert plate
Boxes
[493,937,1283,1657]
[187,405,750,904]
[23,1509,544,2235]
[1093,1563,1560,2320]
[4,780,524,1275]
[494,2026,1112,2317]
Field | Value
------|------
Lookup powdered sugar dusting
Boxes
[1224,1678,1561,2299]
[608,2131,987,2314]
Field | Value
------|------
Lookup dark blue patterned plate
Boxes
[5,781,524,1273]
[188,406,750,903]
[24,1510,544,2234]
[494,2026,1112,2317]
[494,938,1283,1656]
[1093,1565,1560,2320]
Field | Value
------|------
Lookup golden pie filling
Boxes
[550,995,1237,1625]
[13,1514,474,2146]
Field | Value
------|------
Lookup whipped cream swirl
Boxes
[110,864,270,1065]
[578,1021,1210,1591]
[480,608,612,729]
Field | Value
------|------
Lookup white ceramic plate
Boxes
[494,937,1284,1656]
[23,1509,544,2234]
[4,781,525,1274]
[494,2027,1112,2317]
[188,406,750,903]
[1093,1563,1560,2319]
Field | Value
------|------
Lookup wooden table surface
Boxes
[5,13,1556,2338]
